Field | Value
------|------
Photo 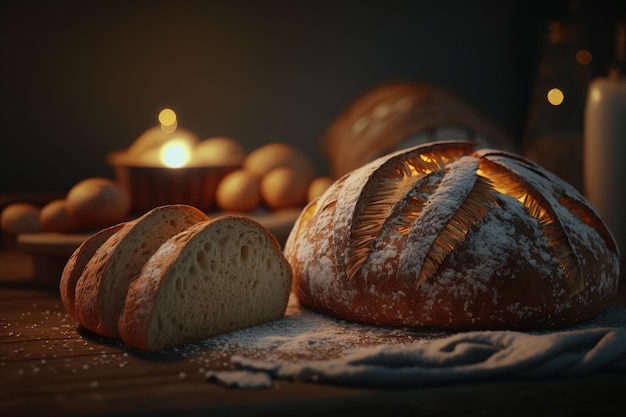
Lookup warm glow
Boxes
[476,165,549,219]
[160,139,191,168]
[547,88,565,106]
[159,108,177,126]
[590,88,602,102]
[576,49,592,65]
[161,120,178,133]
[159,108,178,133]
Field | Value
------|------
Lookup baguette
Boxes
[74,205,208,338]
[119,215,292,352]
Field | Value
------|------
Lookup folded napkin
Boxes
[206,303,626,388]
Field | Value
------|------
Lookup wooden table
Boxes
[2,246,626,417]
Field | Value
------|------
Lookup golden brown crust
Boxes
[285,141,620,330]
[73,223,130,336]
[322,81,517,178]
[59,223,125,322]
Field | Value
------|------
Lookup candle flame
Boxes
[160,138,191,168]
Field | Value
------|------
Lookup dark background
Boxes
[0,0,623,194]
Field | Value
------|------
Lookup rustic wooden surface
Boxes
[1,248,626,417]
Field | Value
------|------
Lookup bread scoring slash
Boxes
[284,140,620,330]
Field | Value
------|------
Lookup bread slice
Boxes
[60,223,124,321]
[119,215,292,352]
[74,205,208,338]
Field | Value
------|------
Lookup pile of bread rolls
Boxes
[110,131,335,213]
[215,142,334,212]
[1,139,335,238]
[1,177,131,235]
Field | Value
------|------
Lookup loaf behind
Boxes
[74,205,208,338]
[119,215,292,352]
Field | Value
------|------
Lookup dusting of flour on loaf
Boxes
[509,158,619,281]
[399,156,478,280]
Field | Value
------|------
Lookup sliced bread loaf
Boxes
[60,223,124,321]
[119,215,292,352]
[74,205,208,338]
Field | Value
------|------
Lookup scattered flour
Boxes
[200,293,448,363]
[200,296,626,388]
[3,293,626,391]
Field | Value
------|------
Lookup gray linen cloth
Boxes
[206,303,626,388]
[230,327,626,386]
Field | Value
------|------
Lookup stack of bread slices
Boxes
[60,204,292,352]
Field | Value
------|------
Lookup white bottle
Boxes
[584,22,626,276]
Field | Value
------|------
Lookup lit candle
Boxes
[124,108,199,167]
[584,22,626,278]
[584,71,626,273]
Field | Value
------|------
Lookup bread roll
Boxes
[119,215,292,352]
[244,142,314,182]
[1,203,42,234]
[66,177,131,230]
[260,167,309,210]
[60,223,124,321]
[284,141,620,330]
[215,169,261,212]
[74,205,208,338]
[191,136,246,166]
[40,199,78,233]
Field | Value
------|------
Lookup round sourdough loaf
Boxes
[321,81,517,178]
[119,215,292,352]
[284,141,620,330]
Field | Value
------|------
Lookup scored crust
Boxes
[119,215,292,352]
[284,140,620,330]
[74,205,208,338]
